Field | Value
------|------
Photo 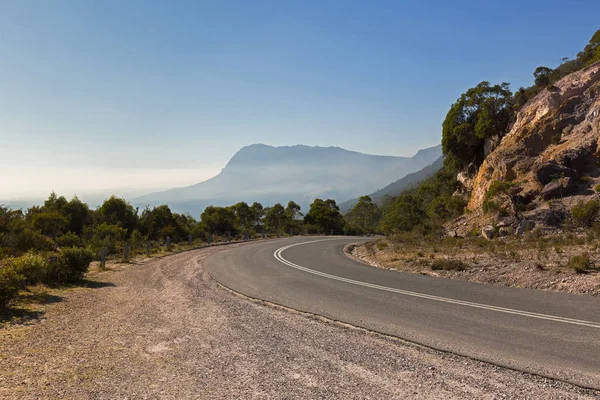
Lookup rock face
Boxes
[540,177,576,200]
[515,220,536,236]
[467,62,600,214]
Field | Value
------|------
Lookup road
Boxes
[204,236,600,389]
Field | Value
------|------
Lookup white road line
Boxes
[273,239,600,329]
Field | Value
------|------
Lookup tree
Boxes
[233,202,253,232]
[250,202,265,231]
[138,205,187,241]
[62,196,91,235]
[533,66,553,87]
[303,199,344,234]
[345,196,380,234]
[379,193,424,234]
[285,201,302,220]
[43,192,68,212]
[284,201,302,232]
[264,203,287,233]
[91,223,127,254]
[32,211,68,238]
[442,81,513,171]
[200,206,236,236]
[581,29,600,66]
[97,196,138,233]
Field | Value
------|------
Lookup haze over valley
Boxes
[134,143,441,215]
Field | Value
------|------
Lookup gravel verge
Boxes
[1,244,598,399]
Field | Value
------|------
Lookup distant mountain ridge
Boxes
[339,156,443,212]
[135,143,442,216]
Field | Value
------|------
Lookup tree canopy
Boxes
[345,196,381,234]
[442,81,513,171]
[304,199,345,233]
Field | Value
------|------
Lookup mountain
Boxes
[135,143,441,216]
[339,156,443,212]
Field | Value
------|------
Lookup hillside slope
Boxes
[135,144,441,216]
[450,61,600,235]
[340,156,443,212]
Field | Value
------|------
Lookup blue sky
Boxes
[1,0,599,199]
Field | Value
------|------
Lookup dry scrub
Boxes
[352,231,600,296]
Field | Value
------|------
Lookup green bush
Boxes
[9,253,48,285]
[0,228,55,256]
[45,247,95,283]
[571,199,600,227]
[431,259,467,271]
[56,231,82,248]
[568,253,591,273]
[0,265,25,308]
[89,223,127,255]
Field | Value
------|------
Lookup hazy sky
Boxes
[1,0,599,199]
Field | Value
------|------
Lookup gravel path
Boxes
[1,244,598,399]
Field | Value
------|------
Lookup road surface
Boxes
[204,237,600,389]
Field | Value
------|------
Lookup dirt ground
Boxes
[349,234,600,297]
[0,243,598,399]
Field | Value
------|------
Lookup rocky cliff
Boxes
[451,61,600,236]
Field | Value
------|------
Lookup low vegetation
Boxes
[354,229,600,295]
[568,253,592,274]
[1,192,350,310]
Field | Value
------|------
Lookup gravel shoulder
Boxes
[1,243,598,399]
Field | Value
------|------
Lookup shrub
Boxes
[45,247,95,283]
[89,223,127,255]
[594,184,600,193]
[431,259,467,271]
[1,228,55,255]
[0,265,25,308]
[568,253,591,273]
[571,199,600,227]
[56,231,82,248]
[376,241,388,250]
[9,253,48,285]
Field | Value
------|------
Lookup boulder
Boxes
[515,220,536,235]
[521,208,562,226]
[498,227,513,237]
[535,161,576,185]
[481,225,496,240]
[540,177,576,200]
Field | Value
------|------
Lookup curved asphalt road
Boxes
[204,237,600,389]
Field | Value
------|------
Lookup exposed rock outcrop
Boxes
[467,62,600,213]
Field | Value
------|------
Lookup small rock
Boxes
[515,220,536,235]
[481,225,496,240]
[498,227,513,237]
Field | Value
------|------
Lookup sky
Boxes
[1,0,599,200]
